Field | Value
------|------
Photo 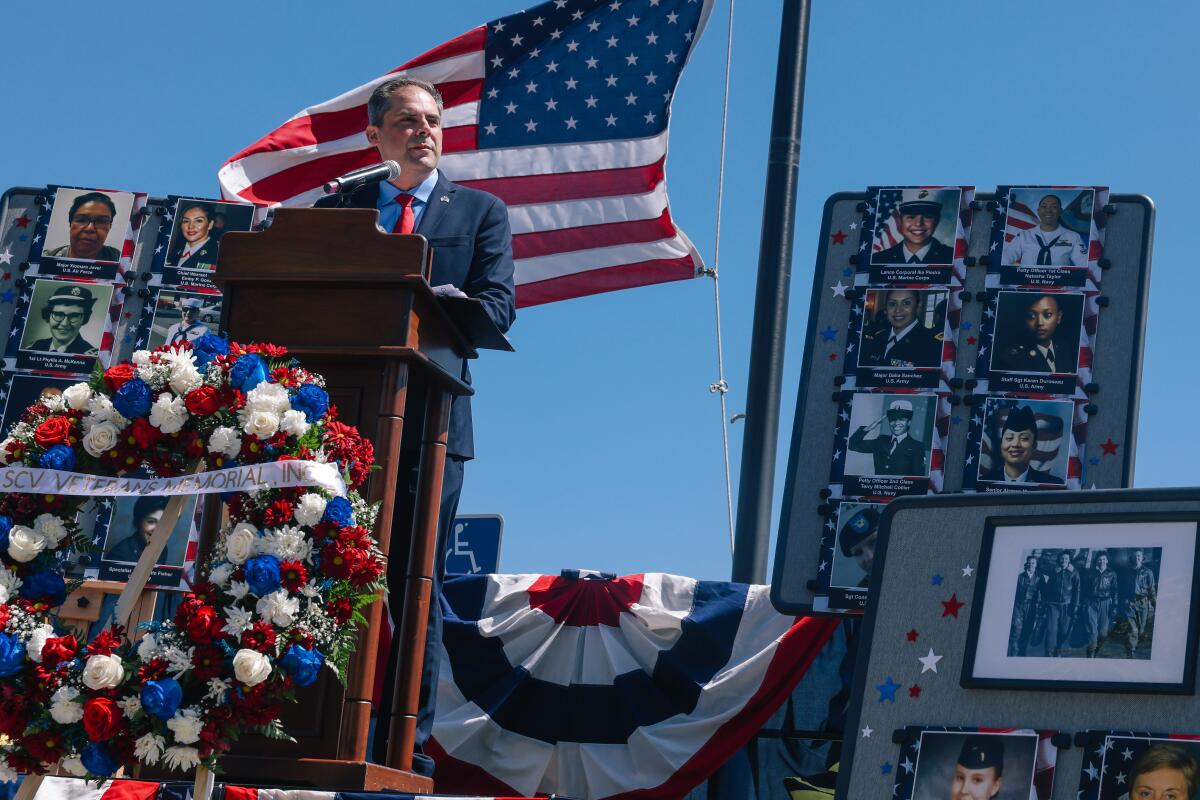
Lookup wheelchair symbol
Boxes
[449,521,481,574]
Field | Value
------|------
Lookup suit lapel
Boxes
[415,173,457,237]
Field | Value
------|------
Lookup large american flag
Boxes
[217,0,710,307]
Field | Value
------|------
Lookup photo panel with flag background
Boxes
[1076,732,1200,800]
[856,186,973,287]
[990,185,1109,290]
[963,397,1085,492]
[27,185,147,283]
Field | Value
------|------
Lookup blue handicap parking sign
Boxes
[444,514,504,575]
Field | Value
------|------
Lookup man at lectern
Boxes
[315,76,516,776]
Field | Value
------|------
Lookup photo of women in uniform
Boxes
[41,187,135,263]
[164,197,255,271]
[102,494,195,569]
[870,187,960,266]
[858,289,947,371]
[1001,188,1092,268]
[1092,736,1200,800]
[977,399,1074,488]
[830,502,884,592]
[844,394,936,479]
[990,291,1084,376]
[903,730,1046,800]
[19,279,113,357]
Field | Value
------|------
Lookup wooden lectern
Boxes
[206,208,479,792]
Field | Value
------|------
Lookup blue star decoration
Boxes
[951,415,962,425]
[819,325,837,342]
[0,290,13,304]
[876,676,900,703]
[880,761,893,775]
[931,574,943,586]
[1090,456,1100,465]
[841,266,853,278]
[961,320,972,331]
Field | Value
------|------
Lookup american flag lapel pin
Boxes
[439,195,450,203]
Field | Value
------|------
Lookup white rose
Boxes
[0,568,21,604]
[149,393,189,434]
[60,757,87,777]
[26,623,54,662]
[241,409,280,438]
[62,383,93,411]
[33,513,69,548]
[279,409,309,438]
[225,522,257,564]
[232,648,272,686]
[244,382,290,414]
[208,426,242,458]
[82,420,121,458]
[134,733,166,765]
[166,709,203,744]
[82,653,125,690]
[163,746,201,772]
[256,588,300,627]
[293,494,327,527]
[8,525,47,563]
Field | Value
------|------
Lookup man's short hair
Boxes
[368,77,445,126]
[1040,193,1063,208]
[68,191,117,220]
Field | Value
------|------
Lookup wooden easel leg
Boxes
[192,765,214,800]
[13,774,43,800]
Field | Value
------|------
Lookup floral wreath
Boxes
[0,335,382,779]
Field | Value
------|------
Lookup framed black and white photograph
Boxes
[986,290,1086,396]
[7,277,116,375]
[820,500,885,611]
[159,196,256,290]
[89,493,201,591]
[0,374,81,438]
[965,398,1082,493]
[893,727,1056,800]
[849,288,952,390]
[1076,732,1200,800]
[963,515,1200,692]
[859,186,971,285]
[144,289,221,349]
[990,185,1109,289]
[838,392,938,497]
[33,186,138,281]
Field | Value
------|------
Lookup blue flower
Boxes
[192,334,229,370]
[113,377,153,418]
[0,633,24,677]
[244,554,281,596]
[279,644,324,687]
[39,444,75,471]
[19,571,66,606]
[81,743,119,777]
[141,678,183,721]
[290,384,329,423]
[0,517,10,555]
[322,496,353,527]
[230,354,269,392]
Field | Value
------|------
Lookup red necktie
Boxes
[392,194,415,234]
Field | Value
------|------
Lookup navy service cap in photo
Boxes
[886,399,914,420]
[957,735,1004,773]
[1002,405,1038,436]
[839,507,880,556]
[897,187,943,217]
[47,284,96,309]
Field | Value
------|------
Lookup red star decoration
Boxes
[908,684,922,699]
[967,336,977,345]
[1100,438,1119,456]
[828,353,838,361]
[1,273,9,281]
[942,593,964,619]
[123,312,132,318]
[905,629,919,642]
[13,215,31,229]
[831,230,847,245]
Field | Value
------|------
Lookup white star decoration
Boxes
[861,726,873,738]
[830,280,848,297]
[0,249,11,266]
[962,564,974,577]
[918,648,942,674]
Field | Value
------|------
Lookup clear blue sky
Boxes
[0,1,1191,582]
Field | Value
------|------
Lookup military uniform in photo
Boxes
[860,321,943,369]
[848,399,928,476]
[164,298,211,345]
[1043,560,1080,656]
[1009,565,1043,656]
[174,239,219,271]
[44,243,121,262]
[1005,224,1087,267]
[27,285,100,355]
[872,188,955,264]
[994,335,1078,375]
[838,507,879,589]
[1083,560,1118,657]
[1124,558,1157,658]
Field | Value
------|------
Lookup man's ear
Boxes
[365,125,380,146]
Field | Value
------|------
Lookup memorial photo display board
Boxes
[772,190,1152,615]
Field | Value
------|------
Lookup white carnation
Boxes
[41,392,67,412]
[26,623,54,662]
[166,709,203,744]
[82,653,125,689]
[62,383,93,411]
[50,685,83,724]
[33,513,69,548]
[256,588,300,627]
[132,350,152,367]
[208,425,242,458]
[134,733,167,765]
[7,525,47,563]
[0,568,22,605]
[279,410,309,438]
[60,757,87,777]
[117,695,142,719]
[232,648,272,686]
[149,393,189,434]
[84,394,128,430]
[137,632,160,662]
[244,382,291,414]
[208,562,234,587]
[0,761,18,782]
[163,745,201,772]
[222,607,253,637]
[82,420,121,458]
[293,494,327,527]
[225,522,257,564]
[167,355,202,395]
[241,409,280,438]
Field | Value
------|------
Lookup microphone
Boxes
[323,160,401,194]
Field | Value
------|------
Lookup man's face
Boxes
[899,212,937,249]
[1131,766,1189,800]
[1023,297,1062,344]
[885,291,919,332]
[889,415,911,436]
[1135,551,1145,567]
[68,200,113,259]
[1000,427,1035,472]
[1025,557,1038,575]
[951,765,1002,800]
[1097,555,1109,571]
[1037,195,1063,228]
[180,305,198,323]
[47,302,84,345]
[850,532,877,574]
[139,509,164,544]
[180,207,213,245]
[1059,553,1071,569]
[366,86,443,183]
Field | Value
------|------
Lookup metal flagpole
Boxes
[730,0,812,585]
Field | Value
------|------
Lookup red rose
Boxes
[103,363,135,392]
[185,605,222,644]
[40,634,77,667]
[82,697,123,741]
[33,416,72,447]
[129,418,163,448]
[184,385,221,415]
